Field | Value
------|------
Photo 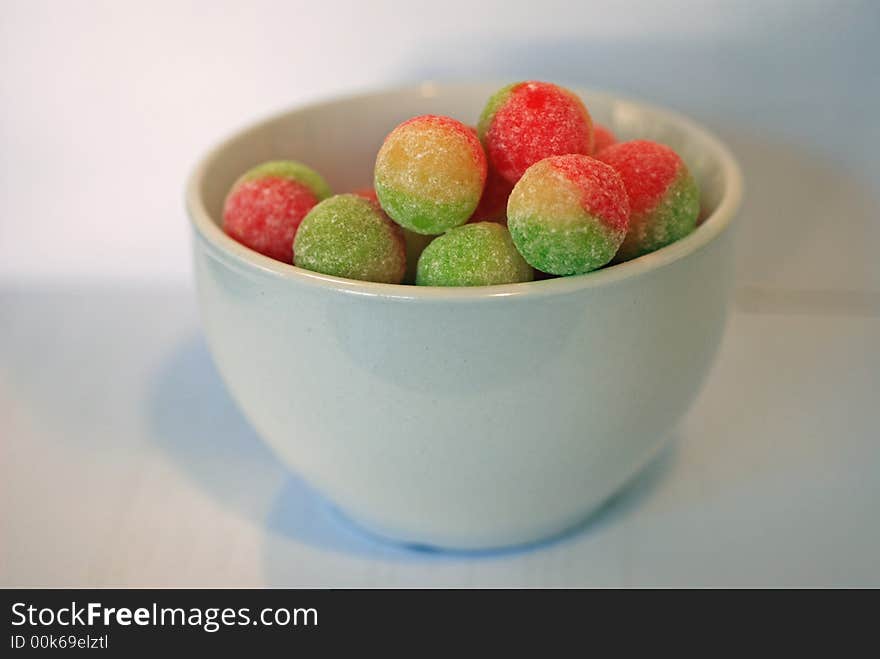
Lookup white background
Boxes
[2,1,879,586]
[2,0,876,284]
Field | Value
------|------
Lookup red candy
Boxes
[596,140,682,214]
[592,124,616,154]
[223,177,319,263]
[469,167,513,224]
[480,81,593,185]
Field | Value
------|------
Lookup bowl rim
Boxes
[186,82,743,302]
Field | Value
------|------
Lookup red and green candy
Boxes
[507,154,630,275]
[478,81,593,186]
[596,140,700,261]
[222,160,331,263]
[374,115,487,235]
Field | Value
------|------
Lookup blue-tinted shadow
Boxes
[146,335,448,560]
[265,442,677,563]
[148,334,287,520]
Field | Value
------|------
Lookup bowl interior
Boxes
[190,82,740,293]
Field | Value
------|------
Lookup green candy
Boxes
[416,222,534,287]
[294,194,406,284]
[374,182,475,236]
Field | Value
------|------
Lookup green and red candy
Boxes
[374,115,487,235]
[478,81,593,186]
[416,222,533,287]
[293,194,406,284]
[507,154,630,275]
[596,140,700,261]
[222,160,331,263]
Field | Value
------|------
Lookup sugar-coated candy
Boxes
[478,81,592,185]
[468,167,513,224]
[294,194,406,284]
[592,124,616,154]
[353,186,432,283]
[223,160,331,263]
[416,222,533,287]
[374,115,487,235]
[596,140,699,261]
[507,155,629,275]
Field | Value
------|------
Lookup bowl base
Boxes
[331,439,672,553]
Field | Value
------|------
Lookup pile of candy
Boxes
[223,81,701,286]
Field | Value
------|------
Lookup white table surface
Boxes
[2,2,879,587]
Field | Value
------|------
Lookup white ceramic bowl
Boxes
[186,83,742,550]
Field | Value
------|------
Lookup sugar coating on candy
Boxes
[352,186,432,283]
[469,166,513,224]
[596,140,699,261]
[507,155,629,275]
[478,82,593,185]
[417,222,533,287]
[294,194,406,284]
[374,115,487,235]
[238,161,332,198]
[223,160,331,263]
[591,124,616,154]
[224,179,316,262]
